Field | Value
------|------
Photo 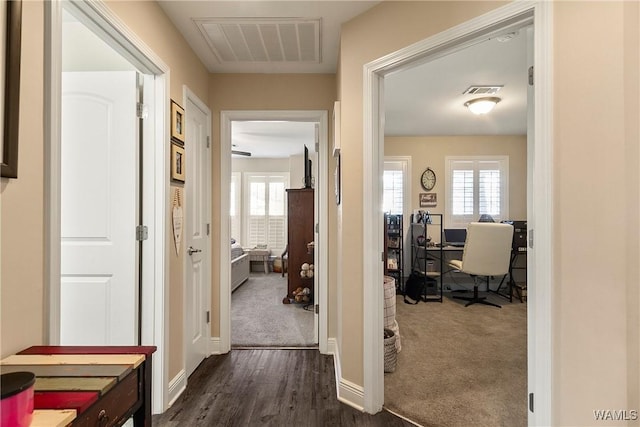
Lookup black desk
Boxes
[426,245,526,302]
[492,250,527,302]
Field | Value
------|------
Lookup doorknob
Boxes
[187,246,202,256]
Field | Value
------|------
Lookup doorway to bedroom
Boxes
[229,120,318,347]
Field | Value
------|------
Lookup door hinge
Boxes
[136,102,148,119]
[206,223,210,236]
[206,136,210,148]
[136,225,148,241]
[381,252,385,262]
[315,142,319,153]
[529,392,534,413]
[315,304,319,314]
[528,229,534,249]
[528,66,534,86]
[315,223,319,233]
[206,311,210,324]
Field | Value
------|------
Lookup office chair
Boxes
[447,222,514,308]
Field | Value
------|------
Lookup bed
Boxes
[231,240,249,292]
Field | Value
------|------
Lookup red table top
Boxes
[34,391,99,413]
[18,345,157,358]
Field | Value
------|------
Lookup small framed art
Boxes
[171,143,185,183]
[171,100,185,144]
[419,192,437,208]
[334,154,341,205]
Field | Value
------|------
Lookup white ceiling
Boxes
[232,121,315,158]
[159,1,529,157]
[158,1,380,73]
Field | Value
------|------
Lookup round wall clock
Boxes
[421,167,436,191]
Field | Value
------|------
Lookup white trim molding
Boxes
[167,369,187,408]
[218,110,329,354]
[329,338,365,411]
[362,2,553,423]
[209,337,223,355]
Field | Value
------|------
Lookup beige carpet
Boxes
[231,273,315,346]
[384,291,527,427]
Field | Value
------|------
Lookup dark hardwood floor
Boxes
[153,349,415,426]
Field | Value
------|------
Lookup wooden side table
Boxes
[1,345,156,427]
[248,248,271,273]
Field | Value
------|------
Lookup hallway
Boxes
[153,349,415,426]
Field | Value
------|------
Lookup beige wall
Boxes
[208,73,337,338]
[1,0,45,357]
[338,0,640,422]
[104,0,210,382]
[0,0,210,384]
[385,135,527,223]
[553,2,640,424]
[338,0,506,386]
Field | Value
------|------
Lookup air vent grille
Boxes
[463,85,504,95]
[195,18,321,64]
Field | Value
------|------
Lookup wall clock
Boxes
[421,167,436,191]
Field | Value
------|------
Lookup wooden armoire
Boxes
[285,188,314,299]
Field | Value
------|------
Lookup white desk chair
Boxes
[447,222,514,308]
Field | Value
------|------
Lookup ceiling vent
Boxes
[194,17,321,64]
[463,85,503,95]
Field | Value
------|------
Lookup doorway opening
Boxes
[230,121,316,347]
[362,3,554,425]
[219,110,329,355]
[46,1,170,412]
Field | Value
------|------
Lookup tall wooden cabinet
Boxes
[285,188,314,299]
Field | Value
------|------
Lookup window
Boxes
[243,173,289,253]
[383,159,408,215]
[446,156,509,227]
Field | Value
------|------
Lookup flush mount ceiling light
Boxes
[464,97,501,115]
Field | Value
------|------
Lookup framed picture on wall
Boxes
[170,100,185,144]
[171,143,185,183]
[334,154,341,205]
[419,192,437,208]
[1,0,22,179]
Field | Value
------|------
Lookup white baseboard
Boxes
[209,337,223,355]
[167,369,186,408]
[327,337,338,355]
[328,338,365,411]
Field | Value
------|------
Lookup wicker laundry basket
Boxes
[384,328,397,373]
[384,276,401,352]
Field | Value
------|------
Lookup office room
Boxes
[380,28,529,426]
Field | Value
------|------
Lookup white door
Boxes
[60,71,139,345]
[185,95,211,376]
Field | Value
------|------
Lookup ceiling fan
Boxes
[232,144,251,157]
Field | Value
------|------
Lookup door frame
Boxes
[44,0,170,413]
[362,2,554,424]
[182,86,212,379]
[218,110,329,354]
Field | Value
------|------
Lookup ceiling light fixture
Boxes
[464,97,501,115]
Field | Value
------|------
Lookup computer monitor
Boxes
[443,228,467,247]
[501,220,527,252]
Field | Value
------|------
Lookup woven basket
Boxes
[384,329,397,373]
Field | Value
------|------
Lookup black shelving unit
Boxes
[384,213,403,291]
[410,213,443,302]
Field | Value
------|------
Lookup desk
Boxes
[1,345,156,427]
[247,248,271,273]
[493,250,527,302]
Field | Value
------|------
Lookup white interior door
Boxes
[185,94,211,377]
[60,71,139,345]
